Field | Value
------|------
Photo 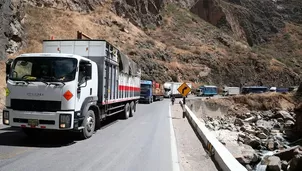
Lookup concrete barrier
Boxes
[180,101,247,171]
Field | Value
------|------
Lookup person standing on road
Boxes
[171,95,175,105]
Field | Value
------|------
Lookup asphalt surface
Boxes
[0,99,177,171]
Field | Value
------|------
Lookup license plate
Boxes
[28,119,39,126]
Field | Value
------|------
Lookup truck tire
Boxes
[130,102,135,117]
[147,98,151,104]
[122,103,130,119]
[81,110,96,139]
[134,101,137,112]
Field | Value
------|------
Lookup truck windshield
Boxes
[9,57,77,82]
[141,84,152,90]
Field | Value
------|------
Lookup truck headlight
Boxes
[3,110,9,125]
[59,114,71,128]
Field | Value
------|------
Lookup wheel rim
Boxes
[127,106,130,117]
[86,115,94,132]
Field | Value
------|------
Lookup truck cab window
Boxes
[12,60,33,79]
[78,63,86,85]
[9,57,77,82]
[54,59,77,81]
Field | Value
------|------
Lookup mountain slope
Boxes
[0,0,301,87]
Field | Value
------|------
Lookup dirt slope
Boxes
[0,0,302,112]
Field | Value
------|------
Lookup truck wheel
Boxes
[130,102,135,117]
[122,103,130,119]
[82,110,96,139]
[151,97,153,103]
[147,98,151,104]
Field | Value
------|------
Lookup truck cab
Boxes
[3,53,96,137]
[163,82,172,98]
[139,80,153,103]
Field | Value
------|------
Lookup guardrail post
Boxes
[182,97,186,118]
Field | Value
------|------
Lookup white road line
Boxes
[169,105,180,171]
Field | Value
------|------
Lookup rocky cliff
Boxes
[0,0,105,60]
[0,0,302,87]
[0,0,24,59]
[111,0,302,86]
[18,0,104,12]
[114,0,164,28]
[190,0,302,46]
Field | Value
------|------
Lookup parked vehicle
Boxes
[269,87,289,93]
[140,80,153,103]
[140,80,164,103]
[276,88,289,93]
[269,87,277,92]
[197,85,218,96]
[222,86,240,96]
[163,82,172,98]
[288,86,299,92]
[163,82,192,98]
[241,86,268,94]
[152,81,164,101]
[3,38,141,139]
[195,88,202,96]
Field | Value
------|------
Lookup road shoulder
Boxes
[171,99,217,171]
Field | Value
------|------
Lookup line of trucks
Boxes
[2,35,189,140]
[194,85,298,97]
[138,81,193,103]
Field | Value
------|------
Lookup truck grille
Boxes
[11,99,61,112]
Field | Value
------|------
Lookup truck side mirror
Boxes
[84,63,92,80]
[5,59,13,82]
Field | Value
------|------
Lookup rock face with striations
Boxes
[114,0,165,28]
[18,0,105,12]
[0,0,105,60]
[190,0,302,46]
[295,85,302,134]
[113,0,200,28]
[0,0,24,59]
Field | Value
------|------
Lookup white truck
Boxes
[163,82,172,98]
[163,82,192,98]
[3,39,141,139]
[222,86,240,96]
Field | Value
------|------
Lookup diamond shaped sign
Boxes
[177,83,191,97]
[63,90,73,101]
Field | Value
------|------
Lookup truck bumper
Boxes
[139,98,149,102]
[2,109,75,130]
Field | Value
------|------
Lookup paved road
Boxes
[0,99,179,171]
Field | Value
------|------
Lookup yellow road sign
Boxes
[5,87,10,97]
[177,82,191,97]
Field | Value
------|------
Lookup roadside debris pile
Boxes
[205,109,302,171]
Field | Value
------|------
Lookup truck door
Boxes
[76,61,92,111]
